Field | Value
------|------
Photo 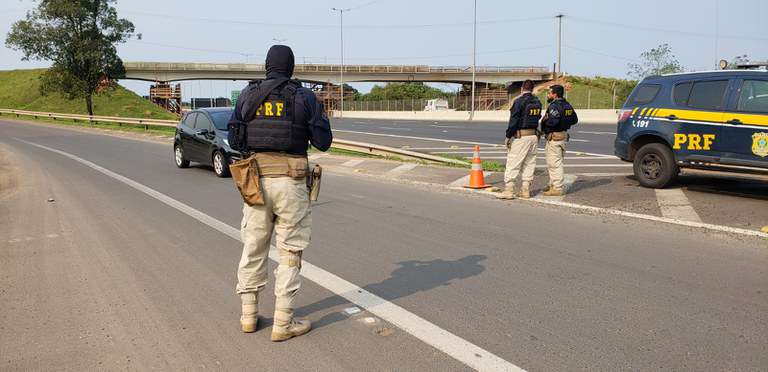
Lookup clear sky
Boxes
[2,0,767,99]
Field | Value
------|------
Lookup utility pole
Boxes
[714,0,719,69]
[470,0,477,120]
[555,14,563,76]
[331,7,350,118]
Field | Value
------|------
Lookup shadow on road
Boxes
[295,254,487,330]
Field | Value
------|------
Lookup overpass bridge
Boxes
[122,62,553,85]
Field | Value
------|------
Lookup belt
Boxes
[546,131,568,141]
[515,129,538,137]
[250,152,308,179]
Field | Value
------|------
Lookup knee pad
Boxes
[279,249,303,269]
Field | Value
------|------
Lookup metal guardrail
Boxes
[0,109,178,129]
[331,139,469,166]
[124,62,550,75]
[0,109,469,166]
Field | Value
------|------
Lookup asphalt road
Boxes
[1,119,767,371]
[332,118,619,155]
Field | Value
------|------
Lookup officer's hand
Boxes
[504,137,512,150]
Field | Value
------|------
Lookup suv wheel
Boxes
[213,151,230,178]
[633,143,678,188]
[174,144,190,168]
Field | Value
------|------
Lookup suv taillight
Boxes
[617,109,633,124]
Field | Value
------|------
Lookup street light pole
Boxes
[332,7,350,118]
[470,0,476,121]
[555,14,563,76]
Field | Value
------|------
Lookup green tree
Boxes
[361,82,452,101]
[627,43,683,80]
[6,0,137,115]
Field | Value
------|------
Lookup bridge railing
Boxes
[123,62,550,75]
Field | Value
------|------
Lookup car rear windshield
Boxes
[630,84,661,105]
[210,110,233,130]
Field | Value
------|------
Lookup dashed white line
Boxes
[341,159,366,167]
[16,138,524,372]
[655,188,702,222]
[384,163,419,178]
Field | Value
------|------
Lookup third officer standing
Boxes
[540,84,577,196]
[497,79,542,199]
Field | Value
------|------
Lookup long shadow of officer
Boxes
[296,255,487,330]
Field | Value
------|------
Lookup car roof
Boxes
[194,107,234,114]
[641,69,768,83]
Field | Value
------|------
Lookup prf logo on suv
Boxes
[615,64,768,188]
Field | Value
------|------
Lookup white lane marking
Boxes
[448,171,493,188]
[655,189,702,223]
[16,138,523,372]
[334,129,613,158]
[576,131,616,135]
[383,163,419,178]
[341,159,366,167]
[455,186,768,239]
[380,127,413,131]
[569,138,590,143]
[308,153,329,160]
[575,172,632,177]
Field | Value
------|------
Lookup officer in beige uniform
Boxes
[227,45,332,341]
[540,85,577,196]
[497,80,542,199]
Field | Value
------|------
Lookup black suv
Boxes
[615,67,768,188]
[174,107,240,177]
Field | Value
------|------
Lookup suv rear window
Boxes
[737,79,768,114]
[676,80,728,110]
[630,84,661,104]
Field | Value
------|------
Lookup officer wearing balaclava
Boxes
[229,45,332,341]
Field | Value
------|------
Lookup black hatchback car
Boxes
[174,107,240,177]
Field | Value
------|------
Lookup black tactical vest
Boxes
[560,100,578,129]
[520,94,543,129]
[239,81,309,154]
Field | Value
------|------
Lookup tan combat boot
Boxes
[519,182,531,199]
[271,309,311,342]
[542,187,564,196]
[240,292,258,333]
[495,184,516,200]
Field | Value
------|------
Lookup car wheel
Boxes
[213,150,230,178]
[633,142,678,188]
[175,144,190,168]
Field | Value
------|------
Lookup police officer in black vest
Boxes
[497,79,542,199]
[228,45,332,341]
[540,84,577,196]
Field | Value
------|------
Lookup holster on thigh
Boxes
[279,249,303,270]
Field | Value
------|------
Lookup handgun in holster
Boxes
[307,164,322,202]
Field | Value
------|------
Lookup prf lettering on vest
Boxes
[255,101,285,117]
[672,133,716,150]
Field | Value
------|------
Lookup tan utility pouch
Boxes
[229,156,264,206]
[253,152,308,179]
[547,131,568,141]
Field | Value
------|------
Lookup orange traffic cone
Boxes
[464,145,491,189]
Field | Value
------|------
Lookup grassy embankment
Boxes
[0,68,179,135]
[534,76,637,110]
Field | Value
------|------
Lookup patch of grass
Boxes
[439,153,505,171]
[536,76,637,110]
[0,69,178,119]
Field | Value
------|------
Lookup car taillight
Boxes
[617,109,633,124]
